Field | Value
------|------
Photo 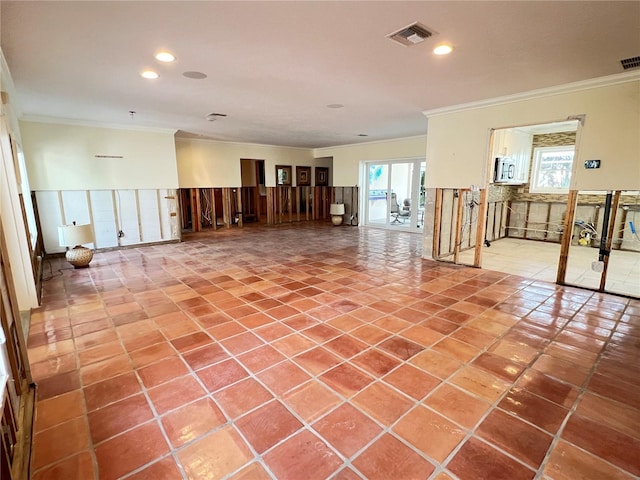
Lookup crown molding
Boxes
[20,115,178,135]
[423,71,640,117]
[174,134,314,152]
[314,134,427,154]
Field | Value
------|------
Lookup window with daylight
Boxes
[530,145,575,193]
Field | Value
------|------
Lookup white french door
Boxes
[362,158,425,231]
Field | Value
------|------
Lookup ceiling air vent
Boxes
[620,56,640,70]
[206,112,227,122]
[388,22,433,47]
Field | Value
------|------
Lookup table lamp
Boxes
[58,223,95,268]
[330,203,345,226]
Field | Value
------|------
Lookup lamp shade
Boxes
[330,203,345,215]
[58,224,94,247]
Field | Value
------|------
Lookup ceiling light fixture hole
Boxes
[183,71,208,80]
[206,112,227,121]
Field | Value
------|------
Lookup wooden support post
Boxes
[432,188,443,259]
[287,187,293,223]
[617,208,628,251]
[312,187,317,220]
[295,187,300,222]
[255,187,261,223]
[485,203,492,242]
[453,189,465,264]
[599,191,621,291]
[474,189,488,267]
[195,188,203,232]
[190,188,200,232]
[323,187,328,219]
[266,187,275,225]
[236,188,243,228]
[523,201,531,239]
[448,191,456,254]
[544,202,552,241]
[491,202,498,240]
[221,188,231,228]
[557,189,578,284]
[211,189,218,230]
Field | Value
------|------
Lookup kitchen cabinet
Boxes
[491,128,533,183]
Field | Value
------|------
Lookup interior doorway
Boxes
[240,159,266,222]
[361,158,425,231]
[452,120,579,271]
[479,120,579,272]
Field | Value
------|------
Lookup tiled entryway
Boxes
[458,237,640,297]
[28,223,640,479]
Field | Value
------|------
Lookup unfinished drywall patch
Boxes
[61,190,90,226]
[90,190,119,248]
[36,188,179,253]
[114,190,141,246]
[137,189,162,243]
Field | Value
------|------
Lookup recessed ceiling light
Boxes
[183,71,208,80]
[433,44,454,55]
[327,104,344,109]
[155,51,175,62]
[141,70,159,79]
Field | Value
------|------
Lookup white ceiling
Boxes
[1,1,638,148]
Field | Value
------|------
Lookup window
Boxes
[530,146,574,193]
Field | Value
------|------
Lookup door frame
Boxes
[473,118,583,270]
[360,157,425,232]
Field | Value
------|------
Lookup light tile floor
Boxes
[458,238,640,298]
[28,223,640,479]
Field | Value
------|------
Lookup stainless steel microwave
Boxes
[493,157,516,183]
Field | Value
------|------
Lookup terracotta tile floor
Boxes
[28,223,640,479]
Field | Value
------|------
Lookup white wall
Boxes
[314,136,427,186]
[0,51,38,309]
[20,121,179,190]
[424,75,640,190]
[19,121,181,254]
[0,119,38,309]
[176,138,315,187]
